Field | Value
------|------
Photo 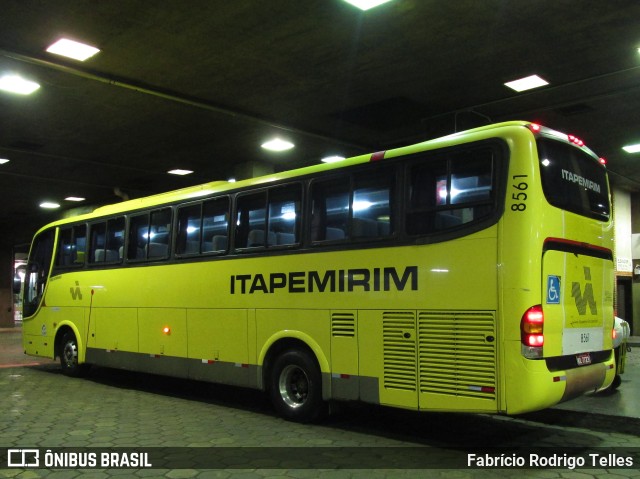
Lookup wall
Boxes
[0,247,13,327]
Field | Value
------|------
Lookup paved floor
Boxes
[0,324,639,478]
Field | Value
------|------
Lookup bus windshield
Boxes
[537,138,610,220]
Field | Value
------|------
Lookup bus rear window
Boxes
[537,138,610,220]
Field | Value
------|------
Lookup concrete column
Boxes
[233,161,274,181]
[0,247,13,327]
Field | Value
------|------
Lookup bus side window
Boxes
[352,168,394,238]
[148,209,172,259]
[176,203,202,255]
[235,192,267,249]
[406,149,495,235]
[407,159,448,235]
[89,222,107,263]
[268,184,301,246]
[56,225,87,267]
[89,217,124,264]
[310,177,349,242]
[202,197,230,253]
[128,214,149,261]
[107,217,125,260]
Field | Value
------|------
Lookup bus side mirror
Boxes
[13,274,22,294]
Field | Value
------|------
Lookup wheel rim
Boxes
[278,364,309,409]
[62,339,78,368]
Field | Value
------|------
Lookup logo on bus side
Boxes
[70,281,83,301]
[230,266,418,295]
[572,267,597,315]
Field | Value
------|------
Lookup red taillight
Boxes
[599,157,607,165]
[521,305,544,348]
[567,134,585,147]
[529,123,542,132]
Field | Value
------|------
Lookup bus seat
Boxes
[378,221,391,236]
[276,232,295,245]
[146,242,169,258]
[435,212,462,230]
[211,235,227,251]
[98,249,119,262]
[184,241,200,254]
[94,249,106,262]
[325,227,345,241]
[352,218,378,237]
[247,230,276,247]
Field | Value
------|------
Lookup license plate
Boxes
[576,353,591,366]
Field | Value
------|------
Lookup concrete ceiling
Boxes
[1,0,640,247]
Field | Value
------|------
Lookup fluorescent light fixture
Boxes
[168,169,194,175]
[46,38,100,61]
[321,155,346,164]
[0,75,40,95]
[342,0,393,10]
[0,158,9,165]
[622,143,640,153]
[261,138,294,152]
[65,196,85,202]
[504,74,549,92]
[40,202,60,209]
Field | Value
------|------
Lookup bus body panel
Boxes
[20,121,615,418]
[542,249,614,357]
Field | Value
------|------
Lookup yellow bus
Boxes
[21,121,615,422]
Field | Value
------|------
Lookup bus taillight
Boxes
[521,305,544,358]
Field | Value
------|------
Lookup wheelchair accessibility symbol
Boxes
[547,275,561,304]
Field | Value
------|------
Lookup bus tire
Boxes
[611,374,622,390]
[59,332,89,377]
[269,349,326,423]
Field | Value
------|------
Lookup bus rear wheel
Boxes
[59,332,89,377]
[269,349,326,422]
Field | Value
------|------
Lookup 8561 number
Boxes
[511,175,528,211]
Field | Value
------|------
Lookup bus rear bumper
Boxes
[559,360,613,403]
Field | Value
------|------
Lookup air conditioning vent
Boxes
[383,311,416,391]
[331,312,356,337]
[418,311,496,399]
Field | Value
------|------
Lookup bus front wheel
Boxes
[59,332,89,377]
[269,349,326,422]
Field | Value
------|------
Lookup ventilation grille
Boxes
[418,311,496,399]
[383,311,417,391]
[331,312,355,337]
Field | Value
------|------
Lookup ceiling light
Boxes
[46,38,100,61]
[622,143,640,153]
[261,138,294,152]
[168,169,194,175]
[342,0,393,10]
[504,75,549,92]
[65,196,85,202]
[40,202,60,209]
[0,158,9,165]
[0,75,40,95]
[321,156,346,163]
